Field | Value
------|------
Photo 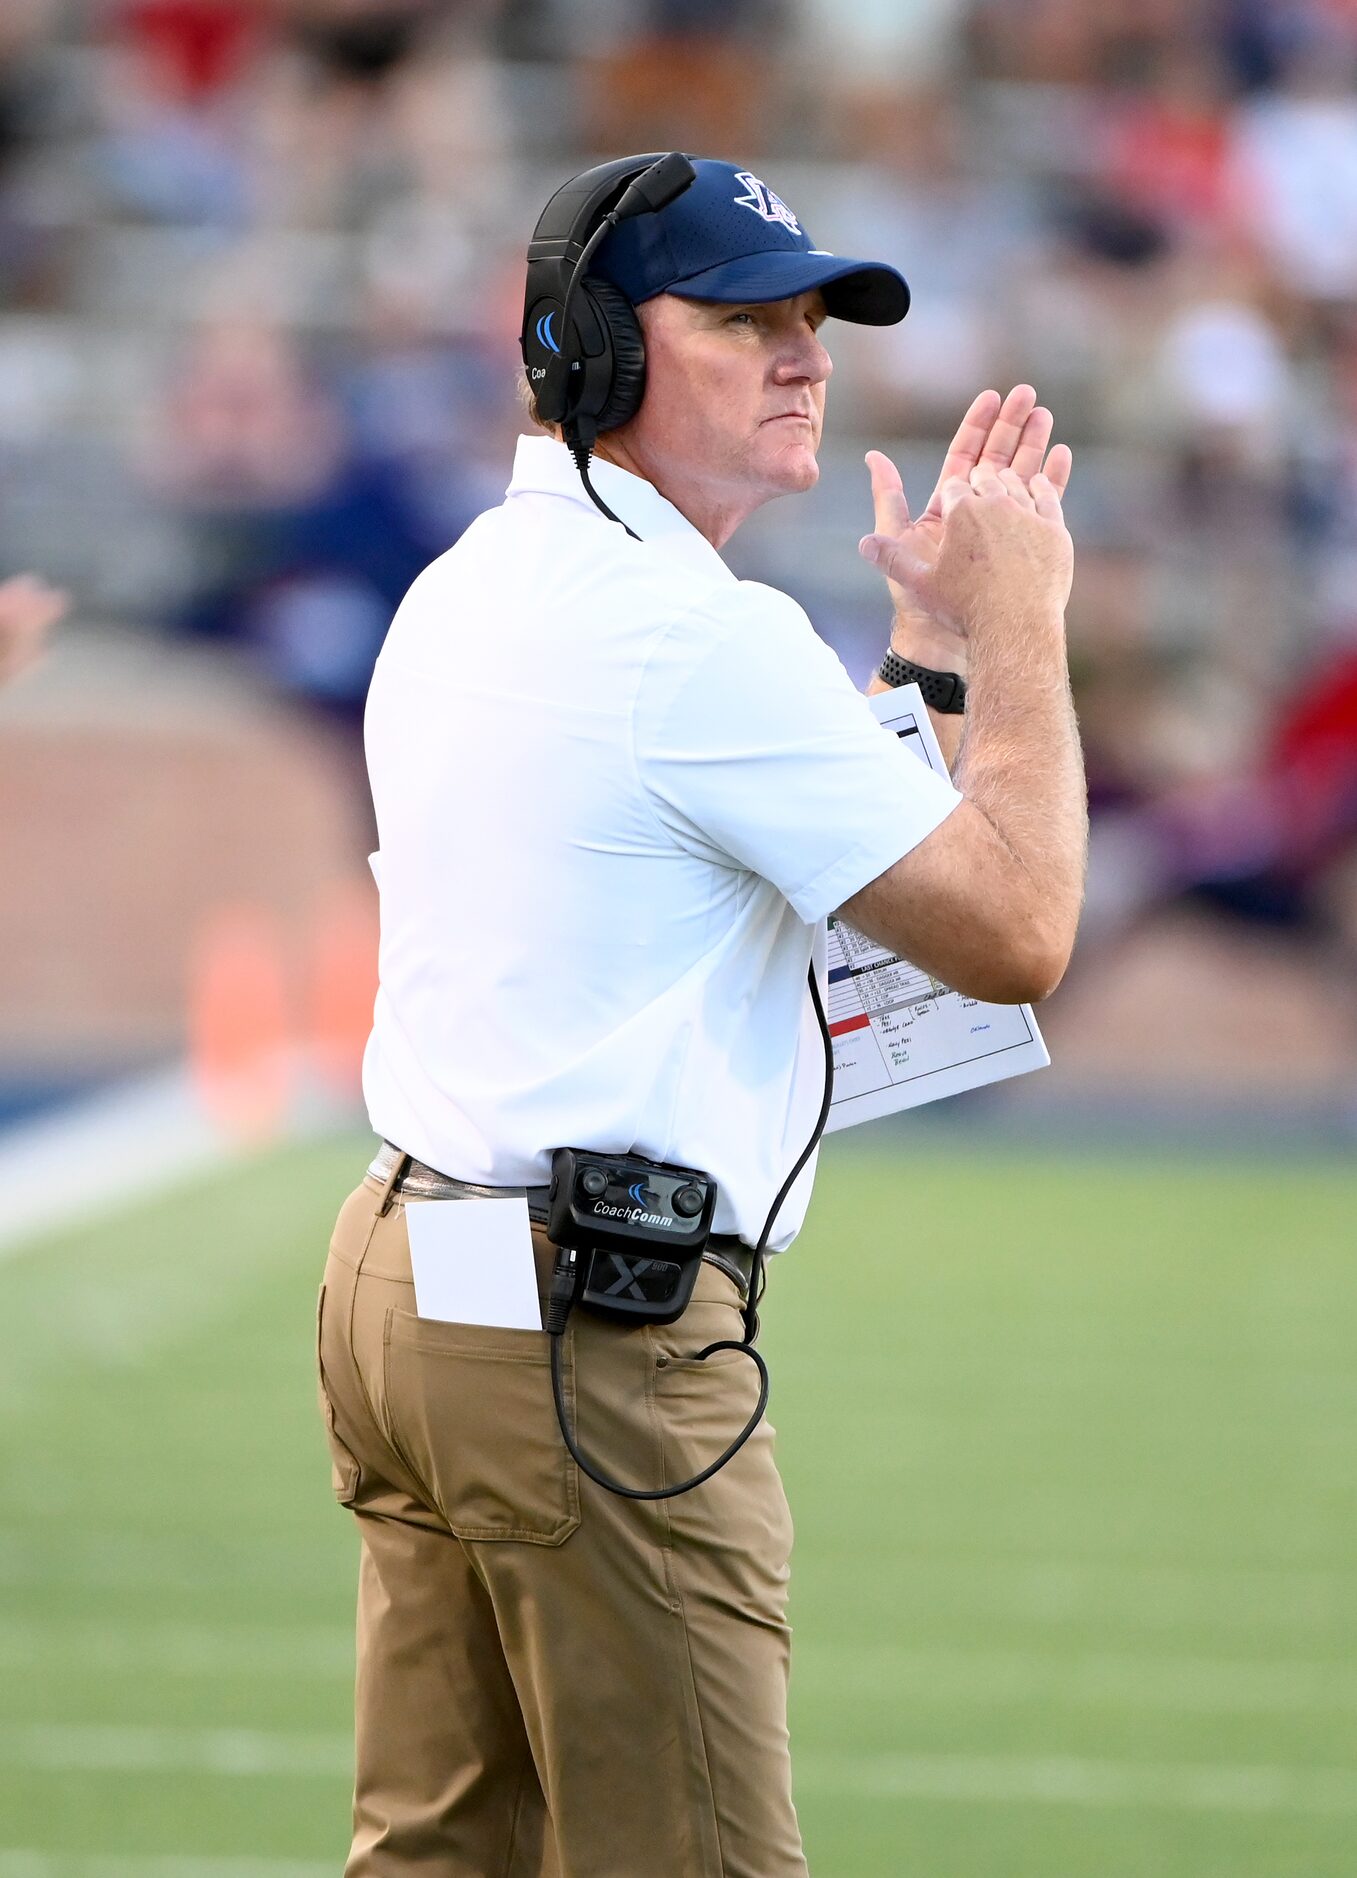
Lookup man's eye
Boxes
[727,311,757,326]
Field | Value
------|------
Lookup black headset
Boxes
[520,152,697,529]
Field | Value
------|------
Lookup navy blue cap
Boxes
[593,158,909,326]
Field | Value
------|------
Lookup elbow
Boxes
[1008,927,1076,1005]
[1016,946,1072,1005]
[949,926,1075,1007]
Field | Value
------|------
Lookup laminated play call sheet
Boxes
[822,684,1049,1134]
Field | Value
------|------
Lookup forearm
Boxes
[952,605,1087,957]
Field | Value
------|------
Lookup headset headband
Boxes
[526,153,670,272]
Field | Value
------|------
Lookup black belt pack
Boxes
[546,1145,714,1326]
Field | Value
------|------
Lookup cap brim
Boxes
[662,250,910,325]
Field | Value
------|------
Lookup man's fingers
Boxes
[864,449,911,538]
[859,532,928,590]
[1009,404,1054,480]
[938,473,973,517]
[1043,443,1073,497]
[1031,472,1064,522]
[976,383,1038,470]
[924,386,1069,519]
[969,464,1007,499]
[998,467,1036,508]
[924,388,1002,517]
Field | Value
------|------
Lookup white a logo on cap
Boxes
[733,171,801,235]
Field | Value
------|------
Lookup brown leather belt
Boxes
[367,1140,758,1299]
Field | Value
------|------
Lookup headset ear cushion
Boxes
[587,278,646,433]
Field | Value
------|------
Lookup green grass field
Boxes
[1,1133,1354,1876]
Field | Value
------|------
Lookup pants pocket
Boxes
[382,1308,580,1546]
[651,1339,793,1614]
[316,1282,362,1505]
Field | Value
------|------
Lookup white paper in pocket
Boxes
[404,1196,541,1331]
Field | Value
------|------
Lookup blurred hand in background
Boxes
[0,572,66,687]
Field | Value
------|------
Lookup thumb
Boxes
[859,532,929,592]
[865,449,911,539]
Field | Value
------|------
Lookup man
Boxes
[317,155,1085,1876]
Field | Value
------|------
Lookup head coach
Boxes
[315,153,1087,1876]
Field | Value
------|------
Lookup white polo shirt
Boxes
[361,435,960,1252]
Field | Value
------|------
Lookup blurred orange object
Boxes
[188,901,294,1145]
[306,874,378,1102]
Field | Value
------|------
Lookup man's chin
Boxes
[761,443,820,496]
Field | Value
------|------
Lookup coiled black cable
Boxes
[548,1332,767,1502]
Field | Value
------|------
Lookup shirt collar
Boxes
[505,434,736,584]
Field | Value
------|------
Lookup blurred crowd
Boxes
[1,0,1355,991]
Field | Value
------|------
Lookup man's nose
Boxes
[774,333,833,385]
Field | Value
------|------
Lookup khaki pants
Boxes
[316,1158,808,1877]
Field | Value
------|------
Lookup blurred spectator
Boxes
[818,86,1035,423]
[96,1,269,228]
[965,0,1198,86]
[113,1,271,103]
[0,0,68,305]
[155,315,343,508]
[1155,276,1290,452]
[581,0,789,155]
[0,0,61,166]
[1217,0,1348,95]
[151,312,477,726]
[279,0,442,82]
[798,0,964,143]
[251,0,512,234]
[1099,45,1232,236]
[1229,23,1357,301]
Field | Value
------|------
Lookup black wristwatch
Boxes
[876,649,967,713]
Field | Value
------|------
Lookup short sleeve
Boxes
[634,584,962,924]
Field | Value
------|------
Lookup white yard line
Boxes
[0,1059,360,1258]
[0,1857,335,1878]
[5,1616,1355,1718]
[812,1552,1357,1635]
[0,1066,367,1414]
[0,1723,350,1779]
[794,1642,1357,1715]
[3,1723,1356,1817]
[0,1066,235,1256]
[0,1618,352,1680]
[0,1531,326,1591]
[798,1749,1357,1815]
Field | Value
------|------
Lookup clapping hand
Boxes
[860,386,1072,657]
